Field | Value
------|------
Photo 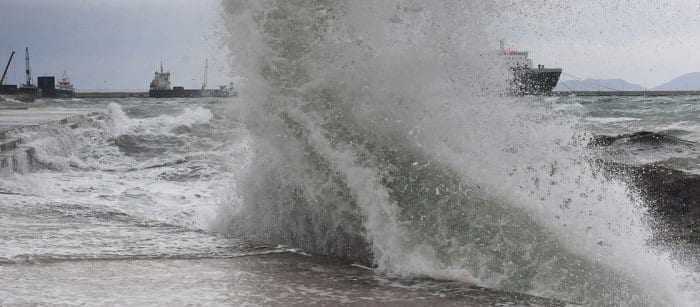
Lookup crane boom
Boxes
[0,51,15,86]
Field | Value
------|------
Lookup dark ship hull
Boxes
[55,89,75,98]
[500,41,562,96]
[149,89,200,98]
[148,88,231,98]
[511,68,562,96]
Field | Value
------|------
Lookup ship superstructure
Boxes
[150,63,172,91]
[56,71,75,97]
[501,41,561,95]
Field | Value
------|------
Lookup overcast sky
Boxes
[2,1,699,90]
[0,0,229,90]
[496,0,700,88]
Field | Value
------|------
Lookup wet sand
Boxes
[0,253,568,306]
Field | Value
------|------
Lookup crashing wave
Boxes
[219,1,697,305]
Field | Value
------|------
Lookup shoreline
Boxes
[0,252,568,306]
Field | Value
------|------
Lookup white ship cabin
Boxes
[57,71,74,91]
[500,41,533,69]
[502,49,533,69]
[150,63,172,90]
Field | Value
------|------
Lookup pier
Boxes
[74,91,148,98]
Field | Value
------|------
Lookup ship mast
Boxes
[0,50,15,86]
[24,47,32,87]
[202,58,208,90]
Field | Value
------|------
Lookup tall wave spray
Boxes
[219,1,695,305]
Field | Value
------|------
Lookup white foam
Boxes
[586,116,641,123]
[107,102,213,137]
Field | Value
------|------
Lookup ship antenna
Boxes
[202,58,208,90]
[24,47,32,87]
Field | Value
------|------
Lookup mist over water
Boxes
[220,1,697,305]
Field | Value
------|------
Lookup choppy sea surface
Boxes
[562,95,700,174]
[0,96,699,306]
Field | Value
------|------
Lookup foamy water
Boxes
[0,99,569,306]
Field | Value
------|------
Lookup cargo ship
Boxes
[36,72,75,98]
[148,61,234,98]
[501,41,562,95]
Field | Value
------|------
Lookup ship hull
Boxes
[149,89,231,98]
[34,89,74,98]
[55,89,75,98]
[511,68,562,96]
[149,89,200,98]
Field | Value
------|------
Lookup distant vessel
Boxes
[148,61,234,98]
[501,41,561,95]
[56,71,75,98]
[148,62,174,97]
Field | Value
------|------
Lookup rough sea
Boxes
[0,95,698,306]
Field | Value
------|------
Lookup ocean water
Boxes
[0,95,698,306]
[562,95,700,174]
[0,98,562,306]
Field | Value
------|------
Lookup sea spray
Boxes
[221,0,696,305]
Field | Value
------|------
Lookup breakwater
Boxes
[74,92,148,98]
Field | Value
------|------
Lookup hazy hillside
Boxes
[653,72,700,90]
[554,79,645,91]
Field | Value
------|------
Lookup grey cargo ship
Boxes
[149,62,234,98]
[501,42,562,95]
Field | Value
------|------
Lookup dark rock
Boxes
[589,131,692,148]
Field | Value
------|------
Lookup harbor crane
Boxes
[23,47,32,87]
[0,50,15,86]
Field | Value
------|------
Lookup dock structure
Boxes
[74,92,148,98]
[553,91,700,97]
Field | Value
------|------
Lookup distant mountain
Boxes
[653,72,700,90]
[554,79,645,91]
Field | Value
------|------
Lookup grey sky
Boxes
[496,0,700,88]
[2,1,699,90]
[0,0,229,90]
